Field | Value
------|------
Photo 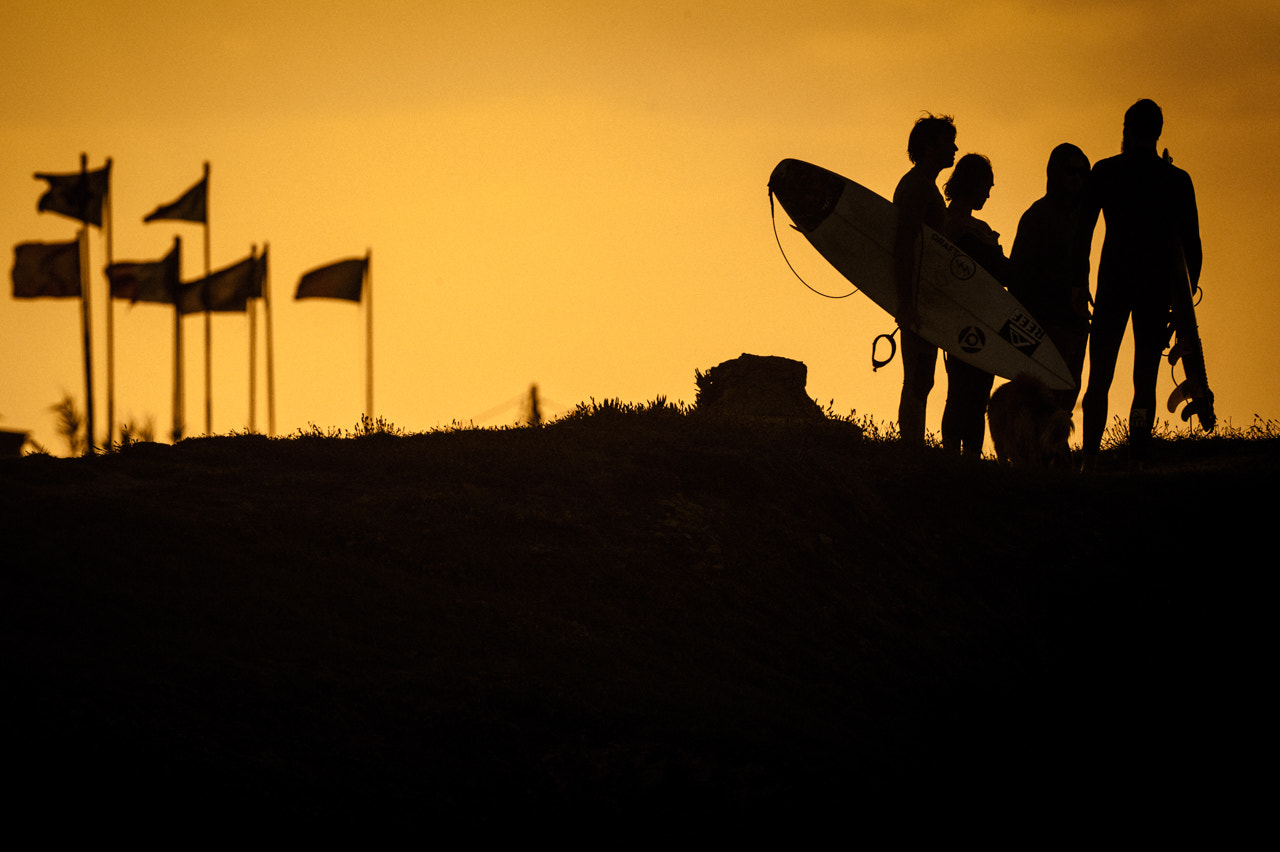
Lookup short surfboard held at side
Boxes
[768,158,1075,390]
[1165,244,1215,430]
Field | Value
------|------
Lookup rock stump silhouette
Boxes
[694,354,824,420]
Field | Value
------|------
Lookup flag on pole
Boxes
[34,162,111,227]
[295,257,367,302]
[12,239,82,298]
[178,252,259,314]
[143,173,207,224]
[105,239,181,304]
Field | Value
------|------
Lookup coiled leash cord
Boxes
[770,189,901,370]
[769,190,856,300]
[872,328,898,371]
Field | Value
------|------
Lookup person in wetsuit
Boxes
[893,113,958,444]
[1076,99,1202,469]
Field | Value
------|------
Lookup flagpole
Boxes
[72,153,97,455]
[103,157,115,447]
[202,161,212,435]
[264,242,276,436]
[77,223,95,455]
[172,236,184,443]
[249,244,258,433]
[365,249,373,419]
[143,168,206,441]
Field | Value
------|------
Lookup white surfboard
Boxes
[769,158,1075,390]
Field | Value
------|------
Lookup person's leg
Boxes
[942,356,993,456]
[899,329,936,444]
[1081,285,1129,459]
[968,370,995,455]
[1049,322,1088,414]
[1128,286,1170,465]
[940,354,962,452]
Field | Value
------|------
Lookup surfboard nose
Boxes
[769,159,845,232]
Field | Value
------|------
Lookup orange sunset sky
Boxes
[4,0,1279,452]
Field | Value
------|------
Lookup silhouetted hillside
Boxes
[3,407,1273,835]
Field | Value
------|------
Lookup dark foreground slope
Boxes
[2,411,1274,833]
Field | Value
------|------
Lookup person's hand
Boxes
[897,301,920,333]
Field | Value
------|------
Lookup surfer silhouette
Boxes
[939,153,1006,455]
[1009,143,1093,412]
[893,113,958,443]
[1076,100,1202,469]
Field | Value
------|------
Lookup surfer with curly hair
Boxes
[893,113,958,444]
[1076,99,1202,469]
[939,153,1006,455]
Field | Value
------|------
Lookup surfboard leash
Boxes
[769,190,857,299]
[767,187,899,371]
[872,328,898,370]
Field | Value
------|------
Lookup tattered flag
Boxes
[106,240,182,304]
[144,174,207,224]
[12,239,82,298]
[295,257,366,302]
[35,162,111,227]
[178,252,258,314]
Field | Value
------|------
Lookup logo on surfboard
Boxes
[950,253,976,281]
[998,310,1045,356]
[929,232,976,280]
[958,326,985,353]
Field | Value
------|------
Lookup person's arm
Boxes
[893,185,923,330]
[1073,166,1103,301]
[971,218,1011,283]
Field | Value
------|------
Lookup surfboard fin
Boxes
[1167,380,1193,414]
[1181,398,1216,431]
[1166,380,1217,431]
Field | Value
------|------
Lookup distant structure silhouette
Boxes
[1075,99,1202,469]
[526,384,542,427]
[1009,143,1093,413]
[939,153,1006,456]
[892,113,957,444]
